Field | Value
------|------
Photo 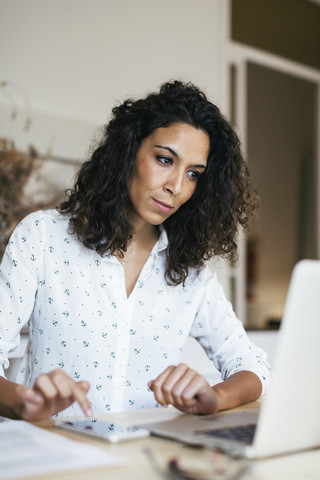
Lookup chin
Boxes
[143,213,170,226]
[148,218,166,226]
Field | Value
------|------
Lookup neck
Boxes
[125,204,160,248]
[129,219,159,248]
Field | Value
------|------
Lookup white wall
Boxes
[0,0,224,160]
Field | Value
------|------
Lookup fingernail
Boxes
[86,407,93,416]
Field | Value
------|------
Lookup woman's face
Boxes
[128,122,210,227]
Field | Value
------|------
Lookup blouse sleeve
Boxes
[189,267,271,396]
[0,212,44,377]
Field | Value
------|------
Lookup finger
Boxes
[72,381,93,416]
[159,364,192,406]
[151,364,190,407]
[49,370,93,416]
[174,377,217,415]
[49,370,74,399]
[78,380,90,394]
[17,384,44,406]
[178,374,209,407]
[34,373,59,400]
[169,369,200,407]
[149,365,177,406]
[16,385,45,421]
[35,370,92,417]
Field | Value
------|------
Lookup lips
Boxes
[152,198,174,213]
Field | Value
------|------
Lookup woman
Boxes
[0,81,270,421]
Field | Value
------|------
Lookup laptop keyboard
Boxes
[200,423,256,444]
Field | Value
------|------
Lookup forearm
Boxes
[212,370,262,412]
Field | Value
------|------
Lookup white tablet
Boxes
[55,418,149,443]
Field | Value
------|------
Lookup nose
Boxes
[164,170,183,196]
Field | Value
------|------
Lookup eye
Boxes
[187,170,201,181]
[156,155,173,166]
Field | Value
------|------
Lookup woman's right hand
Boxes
[15,369,92,421]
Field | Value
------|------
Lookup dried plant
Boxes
[0,80,74,260]
[0,139,59,260]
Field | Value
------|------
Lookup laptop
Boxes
[141,260,320,458]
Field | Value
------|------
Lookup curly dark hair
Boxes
[59,80,258,285]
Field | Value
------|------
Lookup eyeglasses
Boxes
[144,446,249,480]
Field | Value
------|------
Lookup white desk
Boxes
[27,402,320,480]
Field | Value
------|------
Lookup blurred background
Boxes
[0,0,319,354]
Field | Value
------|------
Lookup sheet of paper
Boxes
[0,419,122,479]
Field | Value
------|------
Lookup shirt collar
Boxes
[104,226,168,263]
[156,225,168,253]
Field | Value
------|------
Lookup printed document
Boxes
[0,419,122,479]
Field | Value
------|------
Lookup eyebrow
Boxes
[154,145,207,169]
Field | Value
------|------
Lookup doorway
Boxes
[245,62,318,328]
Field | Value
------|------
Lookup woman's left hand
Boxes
[148,363,220,415]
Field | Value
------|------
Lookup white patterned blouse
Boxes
[0,210,271,417]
